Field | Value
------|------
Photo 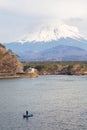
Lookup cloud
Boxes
[0,0,87,42]
[0,0,87,18]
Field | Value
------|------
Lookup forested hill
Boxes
[23,61,87,75]
[0,43,23,74]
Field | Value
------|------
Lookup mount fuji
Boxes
[4,23,87,61]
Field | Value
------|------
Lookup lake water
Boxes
[0,75,87,130]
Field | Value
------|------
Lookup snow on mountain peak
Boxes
[17,23,83,43]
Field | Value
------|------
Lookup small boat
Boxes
[23,114,33,118]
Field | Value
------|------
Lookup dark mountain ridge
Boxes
[4,38,87,61]
[23,45,87,61]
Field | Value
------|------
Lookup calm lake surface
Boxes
[0,75,87,130]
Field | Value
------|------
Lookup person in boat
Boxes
[23,111,33,118]
[26,110,28,115]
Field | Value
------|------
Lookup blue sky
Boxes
[0,0,87,42]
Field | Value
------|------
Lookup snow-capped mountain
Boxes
[17,23,83,43]
[4,23,87,61]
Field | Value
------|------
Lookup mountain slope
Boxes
[34,45,87,61]
[19,45,87,61]
[4,23,87,61]
[17,23,83,43]
[4,38,87,61]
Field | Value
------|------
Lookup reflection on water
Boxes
[0,75,87,130]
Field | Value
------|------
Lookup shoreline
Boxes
[0,73,87,79]
[0,73,39,79]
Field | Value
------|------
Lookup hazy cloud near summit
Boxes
[0,0,87,42]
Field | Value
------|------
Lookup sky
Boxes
[0,0,87,43]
